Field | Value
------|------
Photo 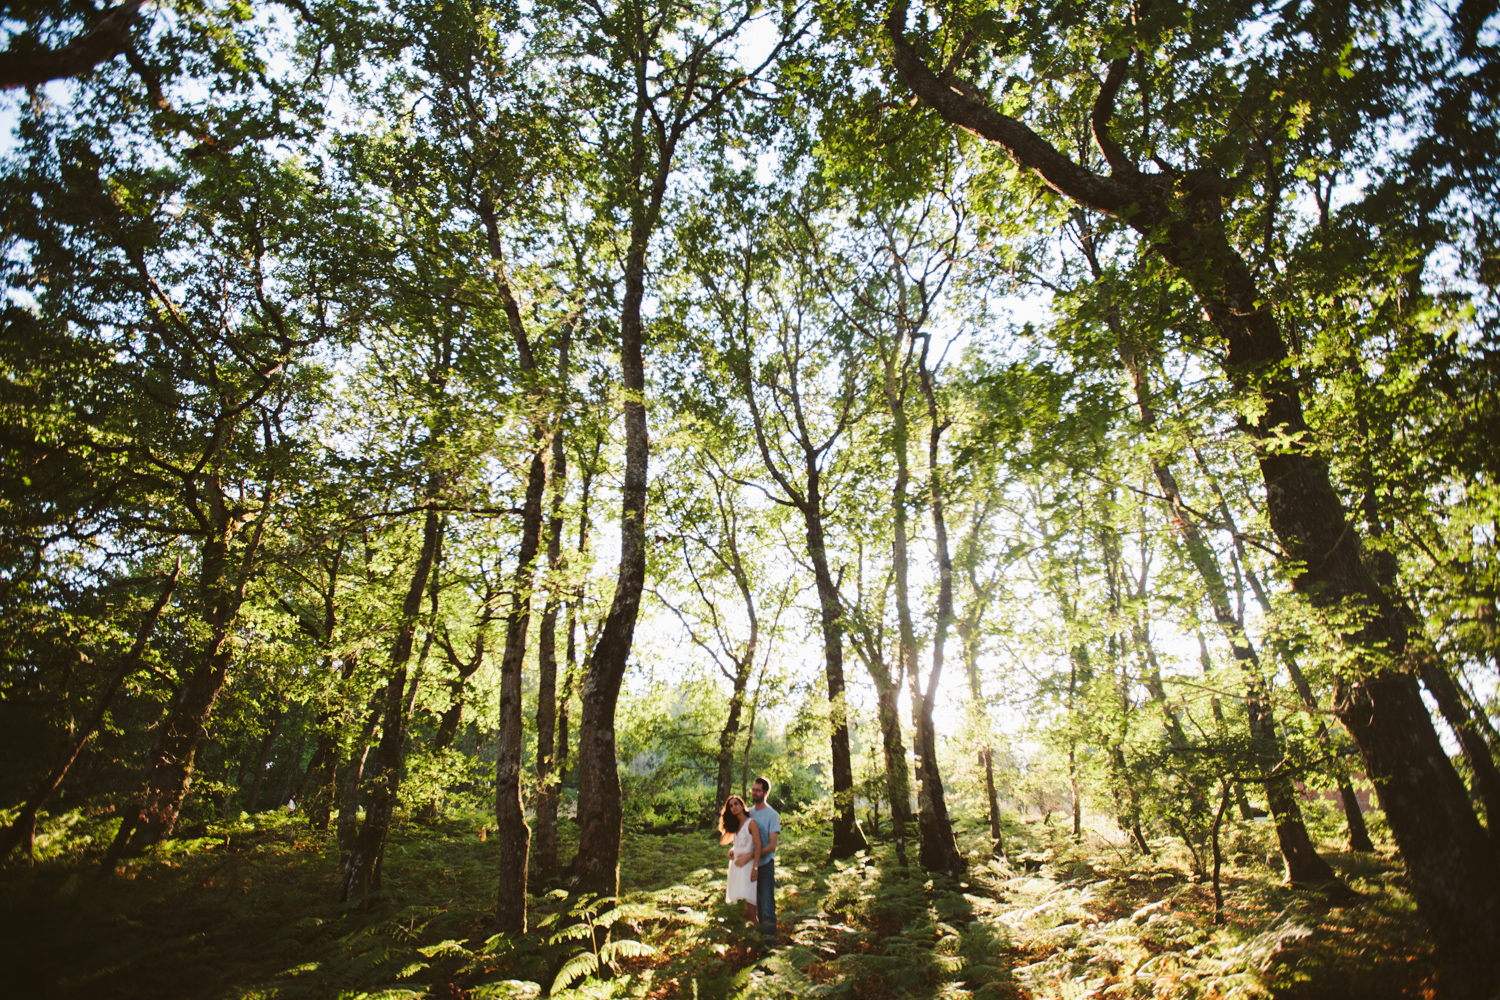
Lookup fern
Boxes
[550,950,600,993]
[599,938,656,962]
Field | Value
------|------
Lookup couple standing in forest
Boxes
[719,777,782,947]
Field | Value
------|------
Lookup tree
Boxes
[882,3,1500,989]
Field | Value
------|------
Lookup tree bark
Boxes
[886,14,1500,989]
[806,499,869,859]
[849,608,912,868]
[336,696,381,856]
[104,488,266,868]
[0,1,147,90]
[715,671,750,814]
[533,408,569,883]
[957,600,1003,857]
[570,139,657,905]
[338,496,444,902]
[494,441,544,930]
[912,335,972,875]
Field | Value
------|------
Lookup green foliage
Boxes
[0,799,1438,999]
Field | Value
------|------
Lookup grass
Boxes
[0,804,1439,999]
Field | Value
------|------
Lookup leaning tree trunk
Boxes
[883,21,1500,985]
[104,503,264,869]
[912,338,967,876]
[1191,449,1373,850]
[338,497,444,902]
[1081,221,1335,883]
[1355,463,1500,840]
[1,564,178,864]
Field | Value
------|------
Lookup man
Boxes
[747,776,781,946]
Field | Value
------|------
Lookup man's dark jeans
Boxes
[756,859,776,945]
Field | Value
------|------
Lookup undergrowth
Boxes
[0,805,1438,999]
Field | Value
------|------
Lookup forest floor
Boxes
[0,803,1439,1000]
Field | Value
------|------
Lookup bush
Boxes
[632,783,717,833]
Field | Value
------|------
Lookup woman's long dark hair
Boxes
[719,795,746,844]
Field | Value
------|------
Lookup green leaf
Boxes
[549,952,599,994]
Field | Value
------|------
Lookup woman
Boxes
[719,794,762,924]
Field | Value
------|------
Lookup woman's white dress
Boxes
[725,822,756,904]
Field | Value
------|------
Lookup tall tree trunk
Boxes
[740,666,765,797]
[850,626,912,869]
[911,338,965,876]
[570,153,657,905]
[715,671,750,814]
[1,563,178,863]
[339,496,444,902]
[805,497,869,859]
[298,541,352,834]
[558,421,601,809]
[494,441,545,931]
[533,406,569,884]
[1068,646,1084,842]
[957,615,1002,857]
[277,724,308,810]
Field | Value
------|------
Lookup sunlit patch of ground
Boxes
[0,805,1438,999]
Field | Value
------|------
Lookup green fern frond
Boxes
[418,938,472,958]
[549,922,597,945]
[599,938,656,961]
[550,951,600,993]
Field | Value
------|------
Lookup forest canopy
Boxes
[2,1,1498,998]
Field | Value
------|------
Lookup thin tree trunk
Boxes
[740,665,766,798]
[105,497,267,868]
[1080,219,1334,883]
[494,440,545,930]
[849,617,912,869]
[0,563,178,863]
[957,617,1002,857]
[339,496,444,902]
[1069,648,1083,842]
[873,340,918,870]
[806,499,868,859]
[1194,450,1376,851]
[337,697,381,856]
[716,672,750,813]
[912,337,965,876]
[533,380,570,883]
[276,724,307,810]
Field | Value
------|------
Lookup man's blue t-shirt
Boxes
[748,803,781,864]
